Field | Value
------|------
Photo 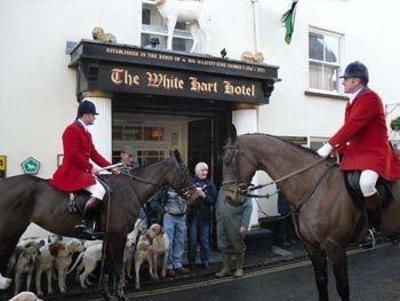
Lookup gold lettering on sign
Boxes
[189,77,218,93]
[111,69,140,86]
[146,72,184,90]
[223,81,256,97]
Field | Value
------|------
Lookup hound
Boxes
[54,239,85,293]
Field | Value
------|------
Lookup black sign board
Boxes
[70,40,280,104]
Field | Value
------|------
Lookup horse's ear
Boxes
[172,149,183,163]
[226,124,237,145]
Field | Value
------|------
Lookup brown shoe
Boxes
[175,267,190,275]
[167,269,175,277]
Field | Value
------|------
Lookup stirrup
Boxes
[75,229,104,240]
[359,228,376,249]
[75,222,104,240]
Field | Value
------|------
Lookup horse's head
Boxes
[167,150,198,203]
[222,137,257,203]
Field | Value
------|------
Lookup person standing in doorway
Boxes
[187,162,217,269]
[119,145,140,174]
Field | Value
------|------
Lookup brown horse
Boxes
[0,150,195,301]
[222,133,400,301]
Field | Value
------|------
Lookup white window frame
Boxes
[308,136,329,151]
[307,27,344,96]
[141,0,194,51]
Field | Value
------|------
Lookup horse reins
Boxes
[223,143,338,216]
[247,157,329,192]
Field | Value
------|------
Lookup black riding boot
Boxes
[75,197,104,240]
[360,193,382,249]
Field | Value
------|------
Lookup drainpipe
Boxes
[251,0,260,53]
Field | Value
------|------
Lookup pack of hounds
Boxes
[0,219,170,299]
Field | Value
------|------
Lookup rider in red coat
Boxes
[50,100,114,239]
[317,61,400,246]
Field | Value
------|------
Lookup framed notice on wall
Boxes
[0,155,6,178]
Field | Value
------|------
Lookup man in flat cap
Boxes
[120,145,140,175]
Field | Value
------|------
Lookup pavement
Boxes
[130,242,400,301]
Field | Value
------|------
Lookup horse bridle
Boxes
[120,156,194,199]
[222,143,250,199]
[222,142,333,204]
[171,156,195,199]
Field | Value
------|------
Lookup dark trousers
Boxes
[188,216,210,265]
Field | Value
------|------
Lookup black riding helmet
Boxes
[340,61,369,84]
[77,100,99,117]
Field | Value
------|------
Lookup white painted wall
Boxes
[256,0,400,137]
[0,0,142,178]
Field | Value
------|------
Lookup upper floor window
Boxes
[308,29,343,93]
[141,0,193,52]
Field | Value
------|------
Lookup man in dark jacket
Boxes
[187,162,217,269]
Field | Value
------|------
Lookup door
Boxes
[188,118,212,177]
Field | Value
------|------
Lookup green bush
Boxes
[391,117,400,131]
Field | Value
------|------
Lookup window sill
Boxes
[142,25,194,40]
[305,90,349,101]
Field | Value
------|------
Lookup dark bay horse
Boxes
[0,151,195,300]
[222,134,400,301]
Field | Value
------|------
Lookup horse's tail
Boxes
[67,252,84,275]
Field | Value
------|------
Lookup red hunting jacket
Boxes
[329,88,400,181]
[50,121,111,191]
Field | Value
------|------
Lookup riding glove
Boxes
[317,143,334,158]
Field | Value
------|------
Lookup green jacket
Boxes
[216,188,252,229]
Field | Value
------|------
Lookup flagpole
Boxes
[251,0,260,53]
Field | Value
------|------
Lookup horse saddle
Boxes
[68,180,111,214]
[344,171,392,211]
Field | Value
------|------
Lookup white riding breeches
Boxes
[84,179,106,200]
[359,170,379,197]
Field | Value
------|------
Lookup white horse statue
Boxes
[155,0,210,53]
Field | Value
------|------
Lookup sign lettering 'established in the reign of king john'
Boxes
[71,41,279,104]
[109,68,256,99]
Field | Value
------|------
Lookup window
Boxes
[309,137,329,151]
[112,149,165,165]
[308,29,342,93]
[137,150,165,165]
[112,124,165,142]
[141,1,193,52]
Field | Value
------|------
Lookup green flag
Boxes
[282,0,298,44]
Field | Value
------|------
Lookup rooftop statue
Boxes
[92,26,117,43]
[155,0,210,53]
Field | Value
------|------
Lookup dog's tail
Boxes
[0,272,11,290]
[67,252,84,275]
